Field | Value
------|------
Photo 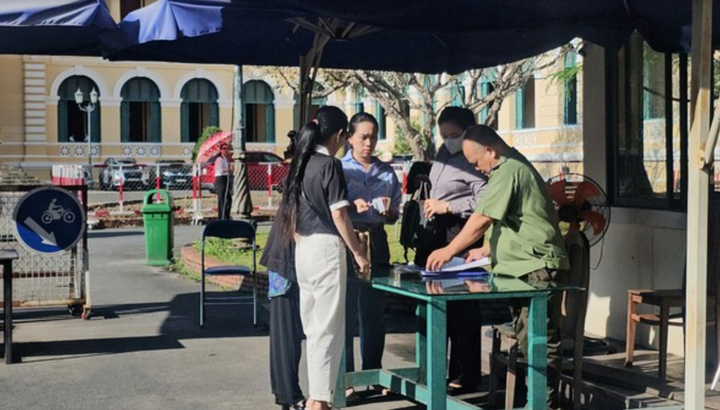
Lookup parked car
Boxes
[99,157,149,190]
[199,151,290,192]
[150,159,192,190]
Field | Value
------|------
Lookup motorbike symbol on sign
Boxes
[41,199,76,224]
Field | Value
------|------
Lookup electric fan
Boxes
[546,173,616,358]
[547,173,610,247]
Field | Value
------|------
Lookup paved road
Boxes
[1,226,424,410]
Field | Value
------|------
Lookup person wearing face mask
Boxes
[417,106,488,393]
[417,107,487,265]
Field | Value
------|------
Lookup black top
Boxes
[260,215,296,281]
[296,150,349,236]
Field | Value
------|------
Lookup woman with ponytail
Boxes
[278,106,370,410]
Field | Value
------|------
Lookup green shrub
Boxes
[192,126,223,162]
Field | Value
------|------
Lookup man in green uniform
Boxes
[426,124,568,409]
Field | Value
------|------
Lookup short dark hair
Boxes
[438,107,476,130]
[348,112,379,135]
[463,125,504,147]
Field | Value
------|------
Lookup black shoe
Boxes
[280,399,306,409]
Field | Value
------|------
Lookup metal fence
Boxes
[52,162,287,218]
[0,185,88,314]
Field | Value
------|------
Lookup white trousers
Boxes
[295,234,347,403]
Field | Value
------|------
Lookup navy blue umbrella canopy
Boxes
[107,0,637,74]
[0,0,118,56]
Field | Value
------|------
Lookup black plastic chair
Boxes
[200,220,257,328]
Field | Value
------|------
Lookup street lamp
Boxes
[74,87,98,185]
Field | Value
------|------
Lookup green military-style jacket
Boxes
[474,149,569,277]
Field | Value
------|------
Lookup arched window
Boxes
[181,79,219,143]
[57,76,101,143]
[243,80,275,143]
[121,77,161,143]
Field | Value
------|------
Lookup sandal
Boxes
[371,385,391,396]
[345,387,359,402]
[448,379,463,389]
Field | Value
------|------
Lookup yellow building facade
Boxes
[0,0,583,181]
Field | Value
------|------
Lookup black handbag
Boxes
[399,180,433,263]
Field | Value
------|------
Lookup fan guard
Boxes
[546,173,610,247]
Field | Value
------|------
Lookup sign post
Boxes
[13,186,86,254]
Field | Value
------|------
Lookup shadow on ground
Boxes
[9,290,268,363]
[9,290,418,365]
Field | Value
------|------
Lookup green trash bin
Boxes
[141,189,175,266]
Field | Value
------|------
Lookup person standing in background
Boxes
[262,214,306,410]
[214,143,232,220]
[341,112,401,399]
[284,130,298,160]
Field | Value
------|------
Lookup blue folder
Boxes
[420,269,490,280]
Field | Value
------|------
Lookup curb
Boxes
[180,244,269,294]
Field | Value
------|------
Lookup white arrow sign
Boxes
[24,216,57,246]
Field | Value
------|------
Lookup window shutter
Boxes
[92,106,101,142]
[209,102,219,127]
[515,87,525,129]
[376,103,386,140]
[121,101,130,142]
[480,82,490,124]
[265,102,275,143]
[150,101,161,143]
[58,101,68,142]
[181,102,189,142]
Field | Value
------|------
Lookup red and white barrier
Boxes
[267,163,274,208]
[118,165,124,213]
[51,164,85,186]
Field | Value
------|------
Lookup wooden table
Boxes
[335,273,570,410]
[1,249,19,364]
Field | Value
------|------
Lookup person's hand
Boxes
[426,247,454,272]
[381,206,398,221]
[354,199,371,214]
[353,252,370,276]
[424,199,450,219]
[464,244,490,263]
[464,280,491,293]
[425,281,446,295]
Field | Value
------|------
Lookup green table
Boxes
[334,272,568,410]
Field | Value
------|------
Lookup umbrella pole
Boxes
[299,32,330,124]
[231,65,253,219]
[685,0,712,408]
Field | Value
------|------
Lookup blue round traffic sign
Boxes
[13,186,86,254]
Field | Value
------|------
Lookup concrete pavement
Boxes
[1,226,422,410]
